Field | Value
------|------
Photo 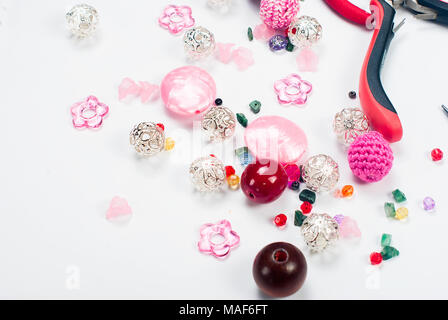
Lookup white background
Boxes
[1,0,447,299]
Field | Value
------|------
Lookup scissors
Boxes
[324,0,448,142]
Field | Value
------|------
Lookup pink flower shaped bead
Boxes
[198,220,240,258]
[158,5,195,35]
[274,74,312,105]
[71,95,109,129]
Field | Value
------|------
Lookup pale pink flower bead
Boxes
[274,74,312,105]
[106,196,132,220]
[231,47,254,71]
[198,220,240,258]
[158,5,195,35]
[70,95,109,129]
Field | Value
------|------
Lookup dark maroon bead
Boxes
[241,160,288,204]
[253,242,307,297]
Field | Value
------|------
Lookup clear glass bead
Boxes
[302,154,339,192]
[129,122,165,156]
[301,213,339,252]
[183,26,216,60]
[333,108,370,146]
[288,16,322,48]
[66,4,99,38]
[190,156,226,192]
[202,106,236,142]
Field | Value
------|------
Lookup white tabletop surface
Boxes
[1,0,447,299]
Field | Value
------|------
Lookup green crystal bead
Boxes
[247,27,254,41]
[299,189,316,204]
[249,100,261,114]
[381,233,392,247]
[286,42,294,52]
[381,246,399,260]
[236,113,248,128]
[294,210,307,227]
[392,189,407,203]
[384,202,396,218]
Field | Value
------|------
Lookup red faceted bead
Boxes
[300,201,312,214]
[274,214,287,227]
[241,160,288,204]
[370,252,383,265]
[225,166,236,178]
[431,148,443,161]
[156,123,165,131]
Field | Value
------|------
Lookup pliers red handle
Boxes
[325,0,403,142]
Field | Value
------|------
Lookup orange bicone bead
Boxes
[341,185,354,198]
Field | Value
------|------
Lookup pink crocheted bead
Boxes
[347,131,394,183]
[260,0,300,30]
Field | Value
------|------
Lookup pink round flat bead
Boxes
[244,115,308,164]
[161,66,216,117]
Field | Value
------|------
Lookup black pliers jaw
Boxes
[391,0,448,24]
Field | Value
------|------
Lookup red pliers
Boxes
[325,0,403,143]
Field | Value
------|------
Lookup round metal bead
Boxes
[183,26,216,60]
[201,106,236,142]
[302,154,339,192]
[129,122,165,156]
[288,16,322,48]
[301,213,339,252]
[333,108,370,146]
[66,4,99,38]
[190,156,226,192]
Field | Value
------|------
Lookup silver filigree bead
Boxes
[183,26,216,60]
[66,4,99,38]
[301,213,339,252]
[190,156,226,192]
[201,106,236,142]
[333,108,370,146]
[129,122,165,156]
[302,154,339,192]
[288,16,322,48]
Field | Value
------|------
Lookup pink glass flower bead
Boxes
[70,95,109,129]
[161,66,216,117]
[158,5,195,35]
[274,74,312,105]
[338,216,361,238]
[198,220,240,258]
[118,78,159,103]
[244,115,308,164]
[106,196,132,220]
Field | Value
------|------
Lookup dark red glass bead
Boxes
[431,148,443,162]
[241,160,288,204]
[253,242,307,297]
[300,201,312,214]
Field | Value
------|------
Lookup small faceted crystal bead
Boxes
[227,174,240,190]
[225,165,235,177]
[381,234,392,247]
[381,246,399,260]
[370,252,383,265]
[395,207,408,220]
[431,148,443,161]
[294,210,307,227]
[300,201,312,214]
[248,27,254,41]
[392,189,407,203]
[423,196,436,211]
[164,137,175,151]
[235,147,254,167]
[299,189,316,204]
[341,185,354,198]
[274,214,287,227]
[384,202,396,218]
[249,100,261,114]
[289,181,300,191]
[236,113,248,127]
